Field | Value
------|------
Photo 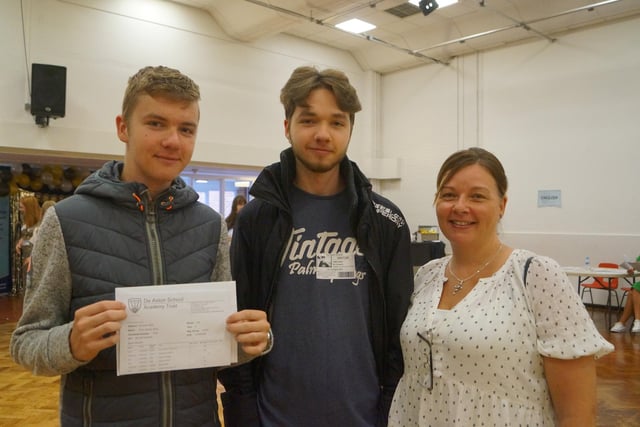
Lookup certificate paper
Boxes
[115,282,237,376]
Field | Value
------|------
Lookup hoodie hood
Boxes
[74,160,199,211]
[249,147,373,228]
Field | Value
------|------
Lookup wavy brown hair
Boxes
[280,66,362,131]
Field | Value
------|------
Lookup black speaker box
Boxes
[31,63,67,118]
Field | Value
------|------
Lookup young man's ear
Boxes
[284,119,291,145]
[116,115,129,143]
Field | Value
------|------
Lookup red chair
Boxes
[580,262,620,308]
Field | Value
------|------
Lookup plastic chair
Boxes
[580,262,620,308]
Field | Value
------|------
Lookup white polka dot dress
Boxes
[389,249,614,426]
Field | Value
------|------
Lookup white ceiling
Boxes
[168,0,640,74]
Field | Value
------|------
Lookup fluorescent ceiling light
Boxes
[195,179,208,183]
[409,0,458,7]
[234,181,251,188]
[335,18,376,34]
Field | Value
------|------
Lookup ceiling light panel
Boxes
[335,18,376,33]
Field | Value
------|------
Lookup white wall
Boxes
[381,17,640,303]
[0,0,376,168]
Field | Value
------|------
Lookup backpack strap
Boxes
[523,256,534,286]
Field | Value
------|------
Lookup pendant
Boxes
[452,280,464,294]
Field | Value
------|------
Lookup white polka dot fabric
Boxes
[389,249,614,426]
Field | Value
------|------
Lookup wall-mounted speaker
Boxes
[30,63,67,118]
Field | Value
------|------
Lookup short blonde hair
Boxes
[121,66,200,123]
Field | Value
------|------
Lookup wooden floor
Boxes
[0,294,225,426]
[1,294,639,426]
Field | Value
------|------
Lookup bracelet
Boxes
[261,329,274,356]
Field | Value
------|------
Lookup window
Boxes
[180,168,257,217]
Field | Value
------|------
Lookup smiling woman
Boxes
[389,147,614,427]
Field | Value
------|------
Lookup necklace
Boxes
[448,243,503,295]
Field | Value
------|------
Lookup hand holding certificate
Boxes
[115,281,238,376]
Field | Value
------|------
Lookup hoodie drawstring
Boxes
[160,195,174,211]
[133,193,175,211]
[132,193,144,212]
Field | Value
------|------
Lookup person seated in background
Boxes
[610,259,640,333]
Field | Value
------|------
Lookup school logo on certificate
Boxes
[128,297,142,313]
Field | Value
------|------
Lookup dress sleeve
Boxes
[412,257,447,299]
[523,255,614,359]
